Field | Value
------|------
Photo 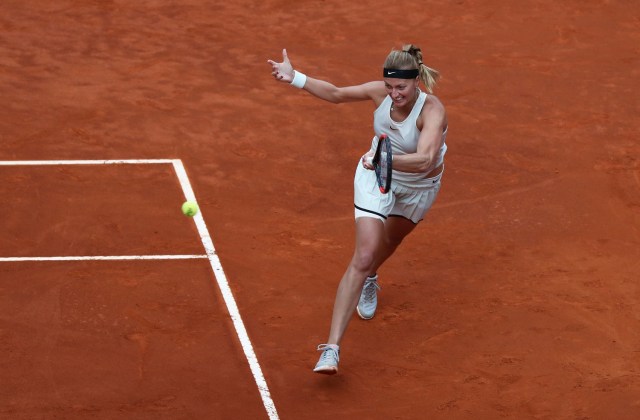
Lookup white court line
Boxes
[0,158,280,420]
[0,255,208,262]
[172,160,280,420]
[0,159,175,165]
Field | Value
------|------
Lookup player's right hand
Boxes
[361,151,375,170]
[267,48,294,83]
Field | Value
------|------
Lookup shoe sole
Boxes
[356,306,375,320]
[313,366,338,375]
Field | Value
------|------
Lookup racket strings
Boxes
[374,134,392,193]
[379,151,390,185]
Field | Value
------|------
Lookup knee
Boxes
[351,247,376,273]
[386,231,407,251]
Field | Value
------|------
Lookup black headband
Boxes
[383,68,419,79]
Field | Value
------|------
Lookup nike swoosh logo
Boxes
[387,71,396,75]
[389,125,399,130]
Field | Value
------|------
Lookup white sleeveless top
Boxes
[371,90,447,187]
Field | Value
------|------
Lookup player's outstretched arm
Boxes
[267,48,384,104]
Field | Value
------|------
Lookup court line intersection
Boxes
[0,159,279,420]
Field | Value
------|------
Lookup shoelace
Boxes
[362,279,381,303]
[317,344,339,363]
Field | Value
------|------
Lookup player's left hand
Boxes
[267,48,294,83]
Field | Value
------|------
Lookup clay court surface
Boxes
[1,1,639,419]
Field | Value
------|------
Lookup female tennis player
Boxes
[267,44,448,375]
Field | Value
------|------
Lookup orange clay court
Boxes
[1,1,639,419]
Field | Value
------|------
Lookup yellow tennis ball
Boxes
[181,201,199,217]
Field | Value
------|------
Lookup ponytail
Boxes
[387,44,440,93]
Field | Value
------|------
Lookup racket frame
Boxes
[373,134,392,193]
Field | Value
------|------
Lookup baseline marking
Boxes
[0,159,175,165]
[0,255,208,262]
[0,159,280,420]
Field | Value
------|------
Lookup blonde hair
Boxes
[384,44,440,93]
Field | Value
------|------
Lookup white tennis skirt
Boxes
[353,162,443,224]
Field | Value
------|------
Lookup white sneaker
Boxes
[356,274,380,320]
[313,344,340,375]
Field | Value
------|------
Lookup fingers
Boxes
[361,153,374,170]
[266,60,277,72]
[267,49,293,82]
[266,59,283,79]
[267,49,290,67]
[267,64,286,81]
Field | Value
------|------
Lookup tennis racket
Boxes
[365,134,393,193]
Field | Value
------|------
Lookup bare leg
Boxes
[324,216,419,345]
[369,216,417,276]
[326,217,386,345]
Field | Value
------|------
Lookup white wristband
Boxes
[290,70,307,89]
